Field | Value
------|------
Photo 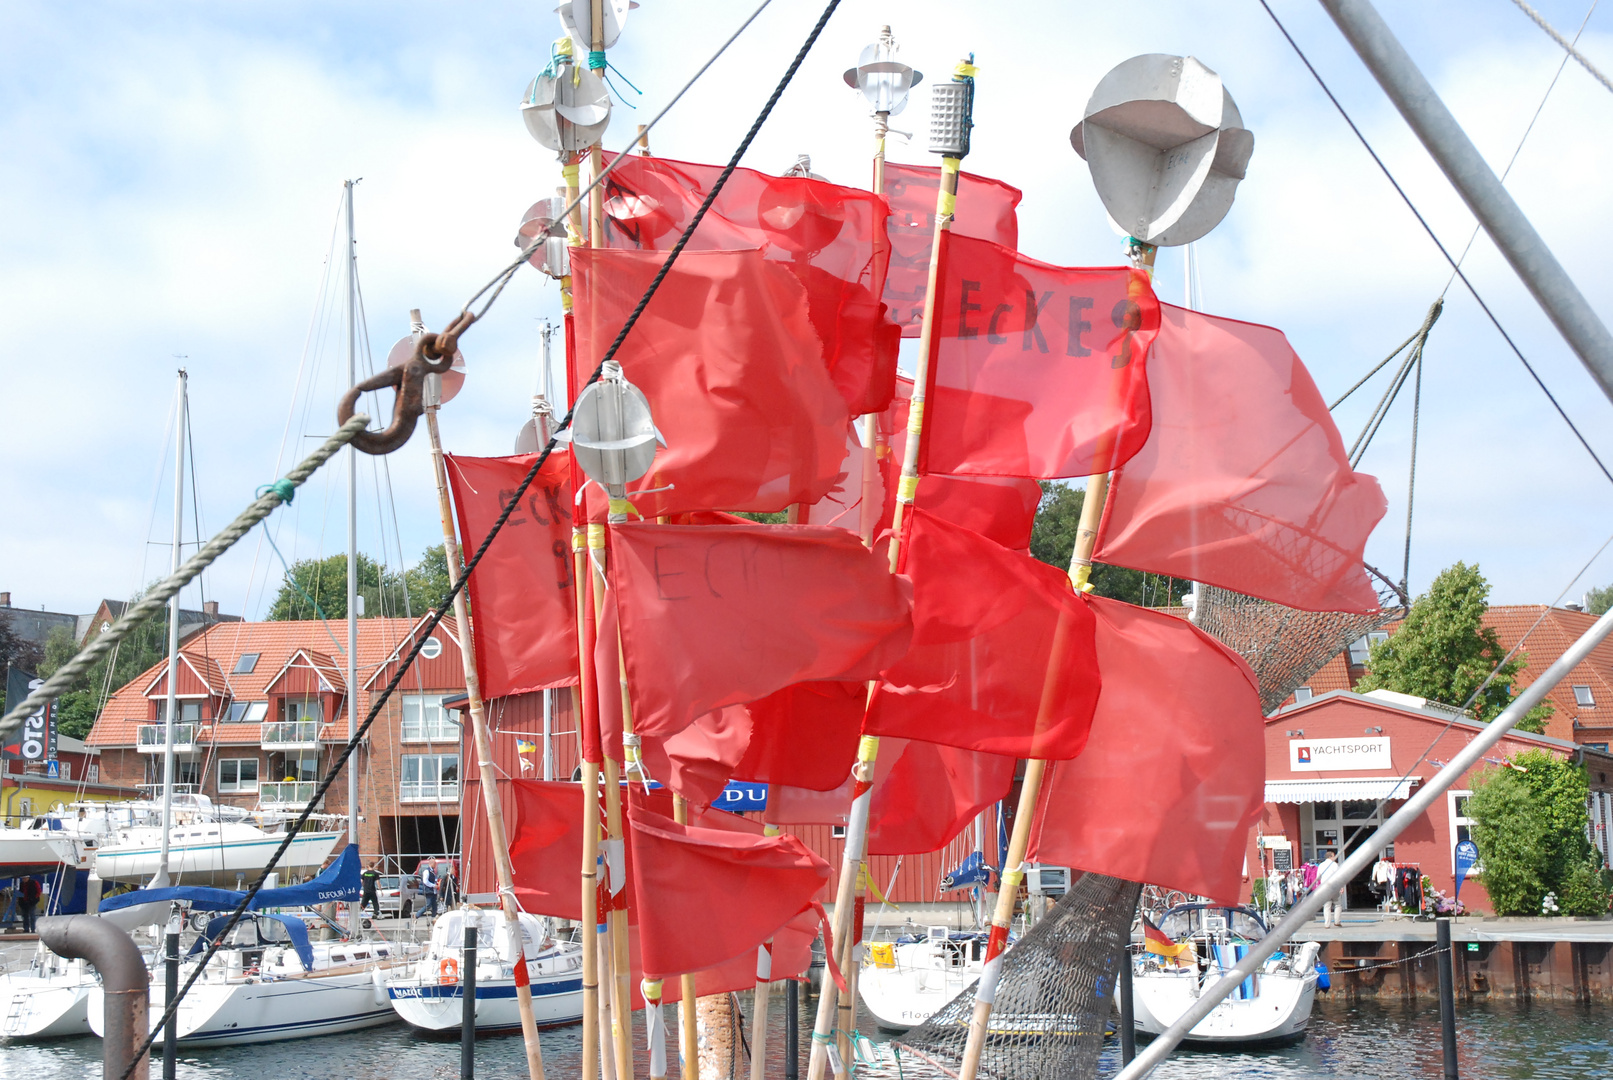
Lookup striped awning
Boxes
[1265,777,1418,803]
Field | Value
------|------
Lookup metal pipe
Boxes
[344,178,361,912]
[785,978,799,1080]
[1119,946,1135,1064]
[40,915,150,1080]
[1437,917,1458,1079]
[462,919,478,1079]
[156,369,186,887]
[1316,0,1613,404]
[163,910,181,1080]
[1116,604,1613,1078]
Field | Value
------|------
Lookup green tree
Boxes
[1354,562,1552,732]
[1029,482,1192,607]
[404,545,454,615]
[1587,583,1613,616]
[0,616,42,675]
[34,592,171,740]
[1467,748,1610,916]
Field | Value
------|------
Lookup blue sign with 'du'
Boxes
[715,782,768,812]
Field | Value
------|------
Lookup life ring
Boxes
[438,957,460,985]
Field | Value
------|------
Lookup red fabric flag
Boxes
[766,736,1015,857]
[639,706,752,808]
[631,909,820,1007]
[731,681,865,793]
[873,377,1042,550]
[446,453,578,696]
[628,805,830,977]
[599,153,899,415]
[571,248,850,519]
[864,509,1100,759]
[883,162,1022,337]
[508,779,588,921]
[922,233,1158,479]
[609,522,912,737]
[1028,596,1264,903]
[1095,304,1387,612]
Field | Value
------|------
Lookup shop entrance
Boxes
[1301,799,1393,909]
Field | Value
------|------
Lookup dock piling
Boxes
[1437,918,1458,1079]
[462,920,478,1079]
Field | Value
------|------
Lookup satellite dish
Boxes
[387,334,465,405]
[1070,54,1254,246]
[557,0,633,51]
[515,197,572,278]
[522,66,612,154]
[554,362,661,492]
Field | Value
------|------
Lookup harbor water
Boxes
[6,992,1612,1079]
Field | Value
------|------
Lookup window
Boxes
[176,760,200,788]
[224,701,268,724]
[233,653,261,675]
[87,763,99,784]
[1347,631,1389,665]
[1294,687,1314,703]
[831,825,847,839]
[1574,685,1597,708]
[402,694,461,742]
[57,762,71,781]
[400,754,460,801]
[218,758,260,793]
[419,636,443,660]
[285,698,323,725]
[155,700,203,723]
[268,751,319,782]
[1449,790,1481,875]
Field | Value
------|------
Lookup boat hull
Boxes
[1131,968,1316,1045]
[93,830,343,887]
[388,975,585,1034]
[0,830,76,877]
[0,973,94,1040]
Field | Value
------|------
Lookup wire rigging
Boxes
[1510,0,1613,95]
[1257,0,1613,488]
[116,3,844,1071]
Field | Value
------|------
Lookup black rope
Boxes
[116,2,844,1073]
[1257,0,1613,489]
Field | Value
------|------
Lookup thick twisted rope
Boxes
[0,414,371,743]
[1511,0,1613,96]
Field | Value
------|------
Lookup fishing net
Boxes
[1192,583,1402,713]
[892,873,1140,1080]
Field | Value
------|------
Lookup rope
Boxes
[0,414,370,743]
[1400,344,1423,594]
[114,2,843,1072]
[1257,0,1613,490]
[1510,0,1613,95]
[1345,301,1440,466]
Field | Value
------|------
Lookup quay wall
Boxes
[1319,936,1613,1002]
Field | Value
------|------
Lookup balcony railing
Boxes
[261,720,323,747]
[137,723,199,752]
[136,783,200,799]
[399,780,460,803]
[401,719,462,743]
[258,781,320,808]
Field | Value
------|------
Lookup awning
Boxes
[1265,777,1419,803]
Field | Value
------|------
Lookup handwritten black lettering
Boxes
[987,303,1012,344]
[651,546,690,601]
[1022,290,1052,353]
[1066,296,1094,357]
[958,280,982,339]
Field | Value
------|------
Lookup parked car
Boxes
[376,874,418,917]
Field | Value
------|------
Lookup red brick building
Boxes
[85,615,471,867]
[1248,688,1613,915]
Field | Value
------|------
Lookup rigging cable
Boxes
[116,3,846,1071]
[1257,0,1613,488]
[1510,0,1613,94]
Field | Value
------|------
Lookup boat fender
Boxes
[1315,961,1330,991]
[1292,940,1321,976]
[439,957,460,985]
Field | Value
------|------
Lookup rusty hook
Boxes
[338,311,475,455]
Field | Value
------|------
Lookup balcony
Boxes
[261,719,323,750]
[136,783,200,799]
[258,781,321,809]
[137,723,199,753]
[399,780,460,803]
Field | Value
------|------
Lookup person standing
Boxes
[18,875,42,934]
[436,862,453,912]
[360,860,382,920]
[417,861,439,919]
[1316,850,1343,927]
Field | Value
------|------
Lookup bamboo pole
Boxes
[577,529,603,1080]
[421,340,547,1080]
[955,242,1157,1080]
[673,796,700,1080]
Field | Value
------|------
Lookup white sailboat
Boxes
[1130,903,1320,1045]
[859,925,993,1033]
[385,908,583,1034]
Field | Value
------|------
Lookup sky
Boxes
[2,0,1612,622]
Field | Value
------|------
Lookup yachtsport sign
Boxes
[1289,737,1391,772]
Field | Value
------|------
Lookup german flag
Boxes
[1141,915,1195,962]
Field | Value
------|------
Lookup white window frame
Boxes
[285,697,323,725]
[218,757,261,793]
[1574,685,1597,708]
[225,701,269,724]
[233,653,261,675]
[87,763,99,784]
[1294,687,1314,703]
[400,753,460,801]
[1588,791,1613,868]
[1449,790,1481,876]
[402,694,462,743]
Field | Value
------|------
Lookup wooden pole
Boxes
[673,796,700,1080]
[422,354,547,1080]
[576,530,602,1080]
[955,242,1156,1080]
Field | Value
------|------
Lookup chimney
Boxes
[203,600,220,618]
[0,592,9,607]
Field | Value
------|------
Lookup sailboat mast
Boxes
[156,368,187,885]
[344,179,361,884]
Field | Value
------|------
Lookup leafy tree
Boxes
[35,593,170,740]
[1587,583,1613,617]
[1029,482,1192,607]
[1467,748,1610,916]
[1354,562,1552,732]
[0,616,42,675]
[404,545,454,616]
[267,546,458,622]
[733,511,789,525]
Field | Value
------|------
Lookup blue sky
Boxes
[2,0,1611,620]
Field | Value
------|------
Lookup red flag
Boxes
[571,248,850,519]
[628,805,830,977]
[864,510,1100,759]
[639,706,752,808]
[599,153,899,415]
[922,233,1158,479]
[1095,304,1386,612]
[883,162,1022,337]
[508,779,588,920]
[731,681,865,793]
[766,736,1015,857]
[446,453,577,696]
[1028,596,1264,903]
[874,377,1042,550]
[610,522,912,737]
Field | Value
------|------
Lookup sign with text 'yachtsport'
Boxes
[1288,737,1391,772]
